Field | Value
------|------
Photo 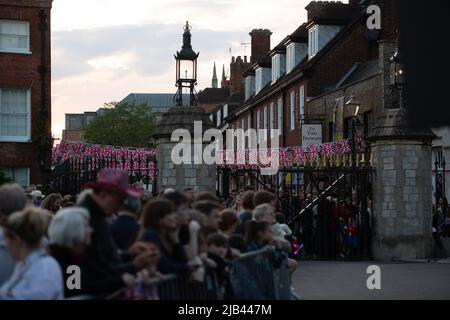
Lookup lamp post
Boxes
[345,94,360,186]
[174,21,199,106]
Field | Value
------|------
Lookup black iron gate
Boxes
[217,166,373,260]
[48,156,158,196]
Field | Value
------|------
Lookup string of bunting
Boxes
[52,140,157,179]
[216,138,368,169]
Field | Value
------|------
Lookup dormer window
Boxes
[271,53,285,83]
[244,73,255,101]
[255,65,271,95]
[286,42,308,73]
[308,25,319,58]
[308,24,342,60]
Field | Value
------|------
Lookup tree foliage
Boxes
[84,101,156,148]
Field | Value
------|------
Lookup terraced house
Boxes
[0,0,52,188]
[217,0,397,150]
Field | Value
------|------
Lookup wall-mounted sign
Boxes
[302,124,323,147]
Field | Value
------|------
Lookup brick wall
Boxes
[307,73,383,142]
[0,2,52,185]
[229,56,251,96]
[249,29,271,64]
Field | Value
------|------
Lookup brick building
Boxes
[0,0,52,188]
[219,0,397,151]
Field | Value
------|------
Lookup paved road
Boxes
[291,260,450,300]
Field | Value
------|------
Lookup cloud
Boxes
[52,24,242,80]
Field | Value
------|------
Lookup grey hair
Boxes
[48,207,90,248]
[0,183,28,217]
[76,189,93,205]
[253,204,274,221]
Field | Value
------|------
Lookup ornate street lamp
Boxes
[345,93,360,178]
[174,21,199,106]
[387,51,405,109]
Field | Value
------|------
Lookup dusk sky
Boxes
[51,0,348,138]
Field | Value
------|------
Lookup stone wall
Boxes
[156,137,216,192]
[371,139,434,260]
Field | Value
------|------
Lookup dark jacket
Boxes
[235,210,253,236]
[78,194,135,294]
[110,214,140,251]
[49,244,124,298]
[207,252,233,300]
[139,228,189,275]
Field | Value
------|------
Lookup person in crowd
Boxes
[0,207,63,300]
[273,212,293,238]
[206,233,233,299]
[196,191,220,204]
[245,221,272,252]
[432,199,448,260]
[162,190,191,246]
[253,204,298,273]
[228,234,246,255]
[139,198,191,275]
[110,196,142,252]
[60,195,75,208]
[78,168,154,296]
[30,190,43,207]
[0,184,28,286]
[182,187,197,207]
[41,193,63,215]
[234,191,255,236]
[218,209,240,237]
[127,241,162,278]
[253,190,277,208]
[193,200,221,237]
[48,207,93,298]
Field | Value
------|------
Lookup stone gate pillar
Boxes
[153,106,216,193]
[369,108,436,260]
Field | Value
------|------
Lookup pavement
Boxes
[291,259,450,300]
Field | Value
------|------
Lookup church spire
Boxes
[222,64,226,82]
[212,62,218,88]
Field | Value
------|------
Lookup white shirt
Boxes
[0,249,64,300]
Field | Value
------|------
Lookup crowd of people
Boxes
[0,168,296,300]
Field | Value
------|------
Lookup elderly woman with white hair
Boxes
[48,207,93,298]
[49,207,141,298]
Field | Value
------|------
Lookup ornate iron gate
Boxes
[217,166,373,260]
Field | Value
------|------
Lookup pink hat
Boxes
[86,168,140,198]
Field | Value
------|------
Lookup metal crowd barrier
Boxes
[229,247,292,300]
[66,247,292,300]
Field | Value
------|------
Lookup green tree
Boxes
[84,101,156,148]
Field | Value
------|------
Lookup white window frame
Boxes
[257,110,261,144]
[4,167,30,188]
[286,43,296,73]
[241,118,245,149]
[263,106,268,142]
[223,104,229,118]
[247,115,251,148]
[270,103,274,139]
[290,91,295,131]
[308,25,319,59]
[0,88,32,142]
[278,98,283,135]
[216,109,221,127]
[0,20,31,54]
[299,85,305,124]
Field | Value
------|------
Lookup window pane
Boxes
[0,88,30,139]
[0,21,29,50]
[5,167,29,188]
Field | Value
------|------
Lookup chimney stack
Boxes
[249,29,272,64]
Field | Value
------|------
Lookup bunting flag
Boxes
[217,138,369,169]
[52,140,157,181]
